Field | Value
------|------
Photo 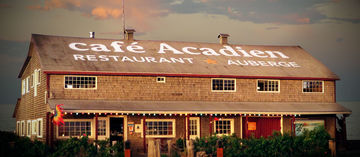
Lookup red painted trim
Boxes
[184,116,186,140]
[292,116,295,136]
[209,115,212,136]
[143,116,146,153]
[245,115,248,138]
[43,71,338,81]
[46,74,50,101]
[95,114,98,141]
[290,116,292,135]
[199,116,202,138]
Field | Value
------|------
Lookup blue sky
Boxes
[0,0,359,104]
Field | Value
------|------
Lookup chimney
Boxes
[89,32,95,38]
[218,33,229,44]
[124,29,135,40]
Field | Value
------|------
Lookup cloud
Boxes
[24,0,359,26]
[193,0,208,3]
[27,5,49,11]
[170,0,184,5]
[26,0,168,32]
[336,37,344,43]
[265,26,279,30]
[315,0,360,23]
[0,4,11,8]
[296,17,310,24]
[91,7,122,19]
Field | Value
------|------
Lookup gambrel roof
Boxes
[19,34,339,80]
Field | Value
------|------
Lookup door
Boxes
[110,117,124,144]
[243,117,281,138]
[188,117,200,139]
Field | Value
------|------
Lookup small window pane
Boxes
[146,120,174,136]
[212,79,235,91]
[58,121,92,137]
[303,80,323,93]
[65,76,96,89]
[215,120,232,135]
[257,80,279,92]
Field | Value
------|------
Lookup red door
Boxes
[243,117,281,138]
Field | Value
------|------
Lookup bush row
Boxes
[193,126,331,157]
[0,127,331,157]
[0,131,124,157]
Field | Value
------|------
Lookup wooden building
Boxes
[13,30,351,155]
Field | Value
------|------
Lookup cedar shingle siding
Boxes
[13,34,350,155]
[15,45,47,141]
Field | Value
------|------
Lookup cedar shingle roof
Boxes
[20,34,339,80]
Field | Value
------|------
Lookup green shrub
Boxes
[0,131,128,157]
[109,140,125,157]
[193,127,331,157]
[51,136,97,157]
[0,131,51,157]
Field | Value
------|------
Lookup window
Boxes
[21,121,25,136]
[32,120,37,135]
[21,80,25,95]
[295,120,324,136]
[33,73,37,96]
[26,77,30,93]
[214,119,234,135]
[30,74,34,88]
[257,80,280,92]
[27,120,31,137]
[188,117,200,139]
[97,119,107,136]
[156,77,166,83]
[37,118,43,138]
[303,80,323,93]
[145,119,175,138]
[58,121,92,137]
[64,76,97,89]
[212,79,235,91]
[34,69,41,85]
[44,91,47,104]
[17,121,20,136]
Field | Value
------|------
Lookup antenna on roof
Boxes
[122,0,126,39]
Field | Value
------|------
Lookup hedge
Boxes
[193,126,331,157]
[0,131,124,157]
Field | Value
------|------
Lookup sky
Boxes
[0,0,359,105]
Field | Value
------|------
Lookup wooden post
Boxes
[184,115,187,139]
[143,116,146,153]
[187,114,190,140]
[209,115,212,136]
[342,115,347,141]
[95,113,98,141]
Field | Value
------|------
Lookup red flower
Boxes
[83,133,87,136]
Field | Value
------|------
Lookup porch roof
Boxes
[48,99,351,115]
